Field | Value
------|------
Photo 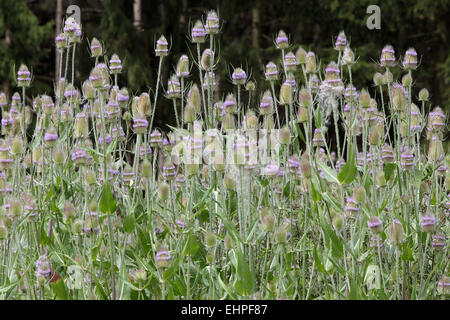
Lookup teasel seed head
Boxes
[402,47,418,70]
[17,64,31,88]
[201,49,214,71]
[155,35,169,56]
[380,44,395,67]
[275,30,289,49]
[232,67,247,85]
[109,53,122,74]
[187,84,201,113]
[90,37,102,57]
[389,219,404,245]
[191,20,206,43]
[305,52,317,74]
[418,88,429,102]
[265,61,278,81]
[176,54,190,78]
[205,10,220,34]
[296,47,307,64]
[334,31,347,51]
[259,90,273,115]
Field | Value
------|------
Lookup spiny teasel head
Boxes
[191,20,206,43]
[60,103,73,122]
[187,84,201,113]
[334,31,347,51]
[305,52,317,74]
[71,142,89,166]
[402,47,418,70]
[90,37,102,57]
[418,88,429,102]
[167,74,181,99]
[176,54,189,78]
[298,88,312,108]
[279,81,293,106]
[358,89,371,109]
[162,157,176,180]
[312,128,326,147]
[389,219,404,245]
[89,64,110,90]
[259,90,273,116]
[427,106,446,136]
[137,92,151,117]
[224,93,237,114]
[155,35,169,57]
[427,135,444,164]
[391,83,408,112]
[64,17,80,39]
[162,132,176,153]
[82,80,95,100]
[373,72,384,86]
[275,30,289,49]
[286,154,300,173]
[17,64,31,88]
[41,95,54,116]
[283,51,297,72]
[205,10,220,34]
[344,196,359,217]
[200,49,214,71]
[244,110,258,129]
[400,146,415,170]
[431,233,446,251]
[401,73,413,88]
[382,69,393,85]
[74,112,89,139]
[184,103,196,123]
[11,92,21,108]
[296,46,307,65]
[279,125,291,145]
[369,120,384,146]
[32,96,42,113]
[203,71,217,90]
[344,85,358,103]
[149,129,163,147]
[245,80,256,92]
[156,245,171,268]
[35,255,51,281]
[380,44,395,67]
[44,127,58,147]
[132,116,148,135]
[342,46,355,66]
[368,216,383,234]
[116,87,129,109]
[55,33,67,51]
[0,140,13,170]
[109,54,122,74]
[323,61,343,89]
[232,67,247,85]
[222,113,235,130]
[309,74,319,92]
[421,213,436,233]
[0,92,7,108]
[409,103,422,133]
[64,83,80,104]
[265,61,278,81]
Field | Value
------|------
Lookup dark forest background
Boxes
[0,0,449,130]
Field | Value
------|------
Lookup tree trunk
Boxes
[55,0,63,82]
[252,0,260,49]
[133,0,142,31]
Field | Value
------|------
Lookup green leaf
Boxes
[234,249,255,295]
[316,160,340,184]
[99,182,116,214]
[349,278,362,300]
[123,213,135,234]
[338,145,357,184]
[312,246,326,273]
[383,163,397,181]
[50,279,68,300]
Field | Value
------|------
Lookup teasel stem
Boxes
[180,78,185,126]
[172,99,180,127]
[237,84,241,129]
[64,44,70,81]
[196,43,208,128]
[149,56,164,134]
[132,133,142,205]
[406,70,412,149]
[209,35,214,126]
[71,43,76,86]
[270,81,281,129]
[332,102,341,162]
